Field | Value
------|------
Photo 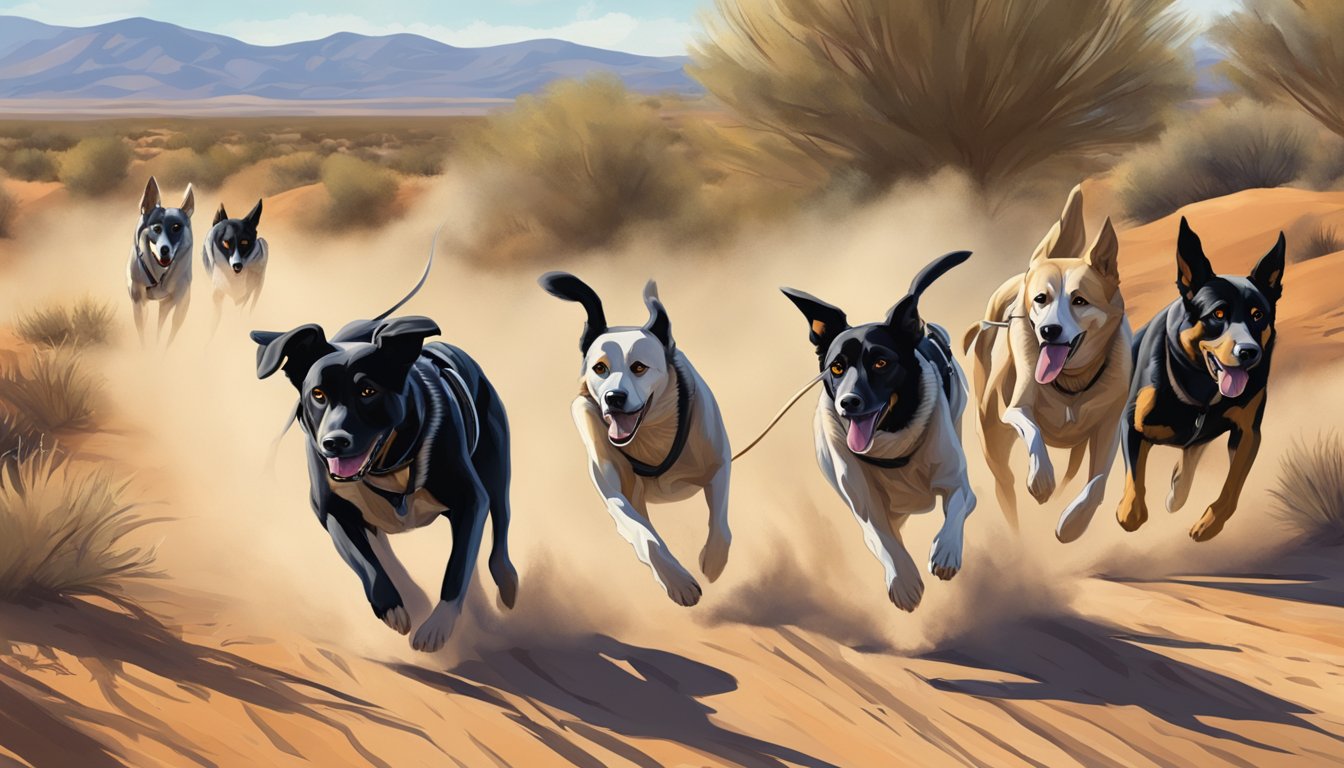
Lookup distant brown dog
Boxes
[963,185,1132,541]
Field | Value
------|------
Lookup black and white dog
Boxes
[540,273,732,607]
[782,251,977,612]
[252,254,518,652]
[127,176,195,345]
[203,198,268,331]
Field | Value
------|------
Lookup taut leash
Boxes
[730,372,825,462]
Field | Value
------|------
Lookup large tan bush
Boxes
[319,154,399,230]
[691,0,1192,192]
[2,148,58,182]
[161,145,247,190]
[59,137,131,196]
[0,184,14,239]
[1214,1,1344,139]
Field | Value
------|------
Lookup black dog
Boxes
[1116,217,1284,542]
[252,315,518,652]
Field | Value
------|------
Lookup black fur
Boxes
[539,272,608,352]
[206,199,263,273]
[251,316,518,619]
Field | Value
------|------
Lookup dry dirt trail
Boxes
[0,173,1341,766]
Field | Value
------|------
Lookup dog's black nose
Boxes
[1039,324,1063,342]
[604,390,627,410]
[322,434,352,453]
[159,245,170,258]
[838,394,862,413]
[1234,344,1261,365]
[232,263,243,273]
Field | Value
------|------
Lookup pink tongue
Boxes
[608,411,640,442]
[1035,344,1071,384]
[847,413,879,453]
[1218,367,1249,398]
[327,453,368,478]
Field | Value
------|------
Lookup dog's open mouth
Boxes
[604,404,649,446]
[156,256,172,267]
[843,397,895,454]
[1206,353,1249,398]
[1035,332,1085,385]
[325,437,385,481]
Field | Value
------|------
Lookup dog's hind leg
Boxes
[474,419,519,610]
[166,291,191,346]
[1057,425,1121,543]
[415,468,489,653]
[980,416,1020,529]
[207,291,223,343]
[699,464,732,583]
[1167,441,1208,513]
[132,299,147,347]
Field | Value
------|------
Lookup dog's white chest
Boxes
[328,468,446,534]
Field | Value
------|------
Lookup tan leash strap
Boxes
[731,372,825,462]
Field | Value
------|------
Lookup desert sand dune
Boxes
[0,172,1342,766]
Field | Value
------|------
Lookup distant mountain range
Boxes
[0,16,699,101]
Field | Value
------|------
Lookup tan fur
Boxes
[1116,439,1151,532]
[1133,386,1174,440]
[1191,390,1266,541]
[1179,321,1205,363]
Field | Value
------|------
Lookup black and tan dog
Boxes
[1116,217,1284,541]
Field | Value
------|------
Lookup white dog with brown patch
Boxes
[540,272,732,606]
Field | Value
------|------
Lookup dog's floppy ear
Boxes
[642,279,674,351]
[1249,231,1286,304]
[244,198,263,228]
[139,176,161,215]
[213,203,228,227]
[251,324,334,390]
[372,316,440,381]
[1032,183,1086,263]
[1176,216,1214,302]
[781,288,848,364]
[1085,216,1120,280]
[179,183,196,218]
[539,271,608,353]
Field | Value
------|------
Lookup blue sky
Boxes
[0,0,1237,56]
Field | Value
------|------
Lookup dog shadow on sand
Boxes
[0,589,442,768]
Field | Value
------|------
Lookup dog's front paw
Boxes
[381,605,411,635]
[928,532,962,581]
[649,544,702,607]
[699,528,731,583]
[887,573,925,612]
[411,600,462,653]
[1116,493,1148,533]
[1026,449,1056,504]
[1190,506,1229,542]
[1056,478,1103,543]
[489,552,520,610]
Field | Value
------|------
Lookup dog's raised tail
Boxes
[372,223,444,323]
[539,272,608,352]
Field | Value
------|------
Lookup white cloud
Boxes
[216,11,694,57]
[0,0,151,26]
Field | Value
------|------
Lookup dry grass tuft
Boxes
[267,151,324,194]
[691,0,1192,192]
[15,298,116,348]
[1272,433,1344,546]
[0,184,14,239]
[1118,103,1311,222]
[0,451,159,601]
[1294,224,1343,263]
[318,154,400,230]
[2,148,59,182]
[0,350,102,433]
[59,137,132,197]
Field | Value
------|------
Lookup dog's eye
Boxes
[241,240,249,248]
[592,362,609,376]
[153,225,162,234]
[1212,308,1226,320]
[1071,296,1089,306]
[1033,293,1048,305]
[872,359,888,370]
[631,362,649,376]
[830,361,845,376]
[172,223,181,232]
[1250,307,1264,321]
[359,386,377,398]
[311,388,327,404]
[222,240,231,249]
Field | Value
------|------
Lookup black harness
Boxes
[618,357,694,478]
[135,239,164,289]
[854,330,955,471]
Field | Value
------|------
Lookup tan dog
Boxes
[963,185,1132,541]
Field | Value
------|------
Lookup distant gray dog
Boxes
[202,198,268,333]
[126,176,195,345]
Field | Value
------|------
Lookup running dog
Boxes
[963,185,1131,542]
[251,249,518,652]
[1116,217,1284,541]
[540,273,731,607]
[127,177,195,345]
[782,250,975,612]
[203,198,268,331]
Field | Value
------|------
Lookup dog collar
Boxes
[619,357,694,478]
[1051,361,1108,396]
[136,248,163,289]
[855,452,911,470]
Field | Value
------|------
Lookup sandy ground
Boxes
[0,170,1342,767]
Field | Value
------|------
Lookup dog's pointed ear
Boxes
[1032,183,1087,263]
[642,279,674,351]
[781,288,847,364]
[244,198,263,227]
[1250,231,1286,303]
[139,177,161,215]
[539,271,607,353]
[1176,216,1214,301]
[251,325,333,390]
[213,203,228,227]
[180,183,195,218]
[373,316,440,380]
[884,295,923,343]
[1085,216,1120,280]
